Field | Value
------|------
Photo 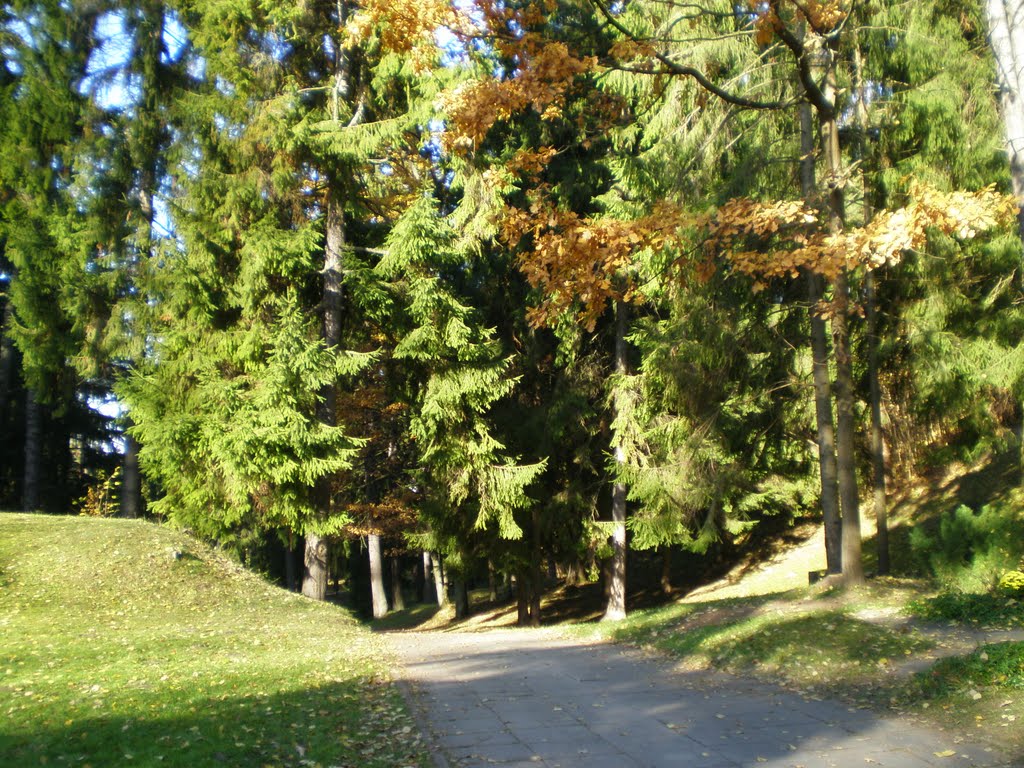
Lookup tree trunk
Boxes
[431,551,447,606]
[529,508,542,626]
[301,533,328,600]
[831,275,864,585]
[660,545,672,595]
[517,571,530,625]
[0,298,15,432]
[120,429,141,518]
[453,575,470,619]
[22,389,42,512]
[422,550,436,603]
[604,299,629,621]
[368,534,389,618]
[853,37,890,575]
[865,272,890,575]
[306,2,356,601]
[800,96,843,575]
[390,555,405,611]
[487,559,497,602]
[819,51,864,586]
[986,0,1024,241]
[985,0,1024,484]
[285,532,297,592]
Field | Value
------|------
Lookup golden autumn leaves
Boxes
[501,184,1017,331]
[710,185,1019,292]
[754,0,848,47]
[345,0,1018,331]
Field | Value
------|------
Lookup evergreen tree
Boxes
[377,194,546,617]
[0,0,101,511]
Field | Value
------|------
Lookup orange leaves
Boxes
[507,199,688,331]
[437,41,596,151]
[346,0,458,70]
[708,185,1017,288]
[753,0,848,47]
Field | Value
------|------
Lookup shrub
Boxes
[999,569,1024,597]
[909,501,1024,593]
[909,591,1024,627]
[75,467,122,517]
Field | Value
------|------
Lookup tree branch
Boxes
[590,0,798,111]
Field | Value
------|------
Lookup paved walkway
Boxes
[388,628,1014,768]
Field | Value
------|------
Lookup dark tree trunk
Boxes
[831,273,864,585]
[604,299,629,621]
[306,0,358,599]
[487,559,497,602]
[660,545,672,595]
[819,51,864,586]
[285,532,297,592]
[368,534,389,618]
[120,430,141,518]
[414,550,426,603]
[866,271,890,575]
[853,38,890,575]
[453,575,469,619]
[422,550,435,603]
[0,298,15,432]
[517,571,530,625]
[22,389,42,512]
[390,555,405,611]
[529,509,542,626]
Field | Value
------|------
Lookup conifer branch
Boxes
[590,0,797,111]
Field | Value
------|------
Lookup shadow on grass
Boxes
[371,602,445,631]
[0,680,420,768]
[597,601,933,690]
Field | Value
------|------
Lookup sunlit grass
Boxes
[0,513,429,768]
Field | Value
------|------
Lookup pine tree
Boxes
[378,194,546,616]
[0,0,100,511]
[117,0,370,556]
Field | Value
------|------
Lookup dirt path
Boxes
[388,628,1013,768]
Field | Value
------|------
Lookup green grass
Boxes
[566,589,934,701]
[896,642,1024,752]
[909,591,1024,628]
[0,513,429,768]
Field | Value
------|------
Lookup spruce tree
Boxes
[378,195,546,616]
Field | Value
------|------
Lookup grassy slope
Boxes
[0,513,428,768]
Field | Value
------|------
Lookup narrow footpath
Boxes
[388,628,1014,768]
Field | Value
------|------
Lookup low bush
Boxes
[909,500,1024,593]
[909,590,1024,627]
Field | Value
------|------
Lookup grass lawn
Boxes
[0,513,430,768]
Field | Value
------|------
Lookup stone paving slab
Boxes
[389,628,1015,768]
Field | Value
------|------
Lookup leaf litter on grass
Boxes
[0,513,432,768]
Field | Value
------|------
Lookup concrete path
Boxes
[388,628,1014,768]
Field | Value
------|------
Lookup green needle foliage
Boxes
[380,195,546,545]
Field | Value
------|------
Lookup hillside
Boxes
[0,513,428,768]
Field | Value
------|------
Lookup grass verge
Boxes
[0,513,429,768]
